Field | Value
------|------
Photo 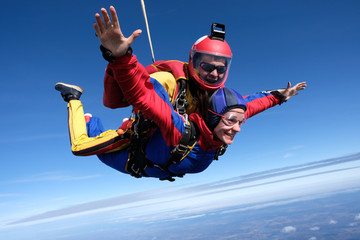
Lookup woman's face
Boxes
[213,109,245,145]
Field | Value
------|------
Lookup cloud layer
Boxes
[5,152,360,228]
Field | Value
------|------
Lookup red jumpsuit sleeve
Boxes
[106,55,184,146]
[103,67,131,109]
[244,93,281,119]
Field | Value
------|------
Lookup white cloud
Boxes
[172,214,206,221]
[283,153,294,159]
[290,145,304,150]
[0,193,23,198]
[329,219,337,225]
[308,237,317,240]
[310,226,320,231]
[283,145,303,159]
[4,153,360,229]
[281,226,296,233]
[2,172,100,184]
[355,213,360,221]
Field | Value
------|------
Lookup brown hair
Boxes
[189,80,211,125]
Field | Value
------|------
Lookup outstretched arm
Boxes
[93,6,142,57]
[244,81,307,119]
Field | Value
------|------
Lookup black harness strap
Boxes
[214,144,228,160]
[162,121,198,171]
[174,79,188,115]
[125,78,203,181]
[126,112,154,178]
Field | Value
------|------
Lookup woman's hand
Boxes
[280,82,307,101]
[93,6,142,57]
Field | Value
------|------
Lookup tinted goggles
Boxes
[200,62,227,74]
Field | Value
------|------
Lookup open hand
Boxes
[280,82,307,101]
[93,6,142,57]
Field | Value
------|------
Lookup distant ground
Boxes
[2,188,360,240]
[119,189,360,240]
[45,189,360,240]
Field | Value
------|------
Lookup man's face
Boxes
[198,55,227,83]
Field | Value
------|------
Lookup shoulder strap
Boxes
[214,144,228,160]
[174,79,188,115]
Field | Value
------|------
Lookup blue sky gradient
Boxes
[1,0,360,238]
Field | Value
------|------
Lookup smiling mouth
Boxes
[225,132,235,138]
[205,78,217,83]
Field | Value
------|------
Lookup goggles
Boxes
[222,113,246,127]
[208,109,246,127]
[200,62,227,74]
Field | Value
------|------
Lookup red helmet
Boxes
[188,24,232,91]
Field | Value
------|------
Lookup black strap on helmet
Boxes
[210,23,226,41]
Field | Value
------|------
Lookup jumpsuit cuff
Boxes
[108,54,134,66]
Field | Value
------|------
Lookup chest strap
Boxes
[162,121,199,171]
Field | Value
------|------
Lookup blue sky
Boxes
[1,0,360,238]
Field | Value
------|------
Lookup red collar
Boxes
[189,113,223,151]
